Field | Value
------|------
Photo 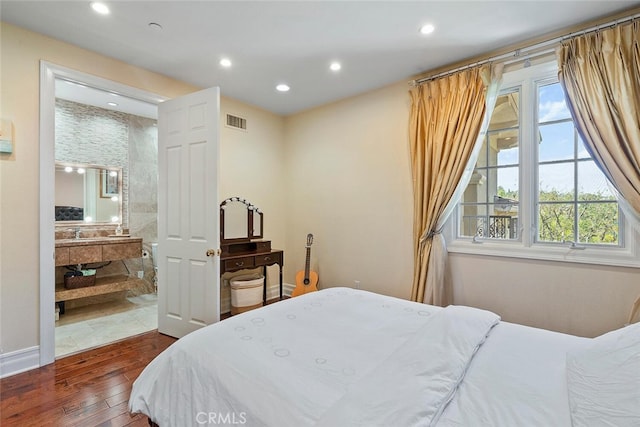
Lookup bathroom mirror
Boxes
[220,198,263,242]
[55,162,122,224]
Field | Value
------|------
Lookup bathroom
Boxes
[53,80,159,357]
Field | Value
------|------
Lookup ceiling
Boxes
[3,1,639,116]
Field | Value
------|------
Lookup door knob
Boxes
[206,249,219,257]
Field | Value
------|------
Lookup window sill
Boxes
[447,239,640,269]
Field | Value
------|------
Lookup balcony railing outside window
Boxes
[462,215,518,239]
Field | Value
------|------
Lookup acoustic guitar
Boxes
[291,234,319,297]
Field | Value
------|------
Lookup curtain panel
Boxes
[557,20,640,324]
[409,66,496,305]
[557,20,640,218]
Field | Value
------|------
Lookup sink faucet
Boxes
[66,227,82,239]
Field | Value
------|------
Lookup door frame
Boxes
[39,61,167,365]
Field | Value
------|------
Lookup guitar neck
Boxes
[304,246,311,280]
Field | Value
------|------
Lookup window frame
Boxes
[534,76,621,247]
[446,61,640,268]
[458,85,521,242]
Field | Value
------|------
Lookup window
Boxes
[449,61,636,267]
[536,80,619,245]
[459,88,520,240]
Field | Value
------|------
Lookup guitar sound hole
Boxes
[304,279,309,285]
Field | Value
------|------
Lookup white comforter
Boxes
[130,288,499,426]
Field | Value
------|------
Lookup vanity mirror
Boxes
[220,197,263,242]
[55,162,122,224]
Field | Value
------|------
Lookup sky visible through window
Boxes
[496,82,612,199]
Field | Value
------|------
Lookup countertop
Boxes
[55,236,142,247]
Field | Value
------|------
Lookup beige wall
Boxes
[449,254,640,337]
[0,23,285,356]
[283,81,415,299]
[54,172,84,207]
[219,98,286,293]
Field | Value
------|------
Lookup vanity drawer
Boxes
[103,242,141,261]
[224,256,255,271]
[69,245,102,264]
[55,247,70,267]
[255,252,281,266]
[255,241,271,252]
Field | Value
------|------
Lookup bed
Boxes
[129,287,640,426]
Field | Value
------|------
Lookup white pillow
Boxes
[566,322,640,427]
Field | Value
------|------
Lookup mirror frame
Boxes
[220,197,263,243]
[54,161,123,225]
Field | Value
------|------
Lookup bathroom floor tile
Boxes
[55,293,157,358]
[54,335,82,356]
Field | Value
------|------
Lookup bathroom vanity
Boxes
[54,236,143,314]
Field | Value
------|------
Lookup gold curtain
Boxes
[557,20,640,216]
[557,20,640,325]
[409,67,488,305]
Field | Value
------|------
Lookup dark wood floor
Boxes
[0,330,176,427]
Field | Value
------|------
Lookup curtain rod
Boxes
[411,11,640,86]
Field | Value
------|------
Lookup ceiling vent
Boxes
[226,114,247,131]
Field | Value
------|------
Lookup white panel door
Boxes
[157,87,220,338]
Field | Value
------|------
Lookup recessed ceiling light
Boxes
[220,58,232,68]
[90,2,110,15]
[330,62,341,72]
[276,84,290,92]
[64,166,73,173]
[107,102,118,107]
[420,24,435,35]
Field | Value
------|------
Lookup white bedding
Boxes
[130,288,593,426]
[439,322,590,426]
[566,322,640,427]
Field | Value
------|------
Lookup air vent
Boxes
[226,114,247,131]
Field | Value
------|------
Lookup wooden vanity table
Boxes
[220,198,284,308]
[220,241,284,303]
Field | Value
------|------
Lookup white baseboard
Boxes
[221,282,293,314]
[282,282,294,297]
[0,346,40,379]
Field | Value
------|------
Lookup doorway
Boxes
[54,84,159,357]
[39,62,167,364]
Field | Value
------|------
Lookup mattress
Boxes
[129,287,621,427]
